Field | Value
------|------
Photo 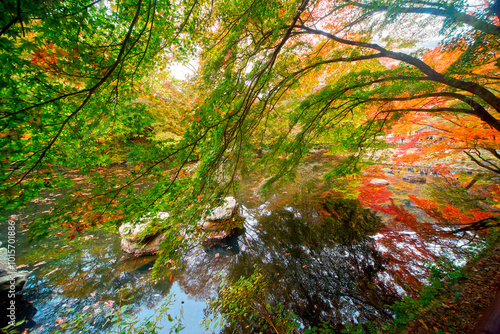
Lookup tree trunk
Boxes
[472,281,500,334]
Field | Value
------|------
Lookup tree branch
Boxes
[0,0,23,37]
[294,24,500,128]
[380,107,477,114]
[464,150,500,174]
[345,1,500,37]
[9,0,145,187]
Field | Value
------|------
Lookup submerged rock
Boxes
[203,229,243,257]
[402,175,427,184]
[0,246,29,303]
[119,212,169,256]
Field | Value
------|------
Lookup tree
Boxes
[0,0,199,232]
[165,0,500,206]
[2,0,500,254]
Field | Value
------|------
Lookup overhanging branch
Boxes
[294,24,500,129]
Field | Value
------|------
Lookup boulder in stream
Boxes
[370,178,390,186]
[200,197,243,241]
[119,212,169,256]
[0,244,30,304]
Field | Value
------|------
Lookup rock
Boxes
[120,234,166,256]
[309,147,328,154]
[119,212,169,256]
[370,178,390,186]
[206,197,239,221]
[119,222,152,243]
[200,197,243,241]
[200,221,220,231]
[0,248,29,302]
[206,230,229,240]
[402,175,427,184]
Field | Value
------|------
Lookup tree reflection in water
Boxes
[185,197,400,333]
[16,231,175,333]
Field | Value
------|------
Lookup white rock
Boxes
[0,248,29,299]
[370,178,390,186]
[198,197,243,241]
[200,221,219,231]
[206,197,239,221]
[156,212,170,220]
[119,212,169,240]
[120,234,165,256]
[119,222,151,242]
[119,212,169,255]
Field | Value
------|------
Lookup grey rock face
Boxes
[0,247,29,302]
[119,212,170,256]
[402,175,426,184]
[200,197,242,241]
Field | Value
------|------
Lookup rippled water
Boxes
[1,163,481,333]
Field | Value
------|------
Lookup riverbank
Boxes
[401,233,500,333]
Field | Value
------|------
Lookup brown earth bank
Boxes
[403,239,500,334]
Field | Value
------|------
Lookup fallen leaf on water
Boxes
[104,300,115,308]
[34,261,46,267]
[46,268,59,276]
[17,264,29,269]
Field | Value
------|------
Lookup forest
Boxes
[1,0,500,333]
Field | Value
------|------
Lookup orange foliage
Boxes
[422,46,462,72]
[390,113,500,167]
[31,42,69,67]
[409,194,496,229]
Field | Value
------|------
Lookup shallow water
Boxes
[1,164,482,333]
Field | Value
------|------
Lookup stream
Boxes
[0,161,483,333]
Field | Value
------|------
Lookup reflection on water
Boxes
[1,163,484,333]
[204,199,400,333]
[7,228,179,333]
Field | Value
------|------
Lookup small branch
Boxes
[17,0,25,37]
[0,0,23,37]
[465,173,482,190]
[451,217,500,233]
[346,1,500,37]
[380,107,476,114]
[464,151,500,174]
